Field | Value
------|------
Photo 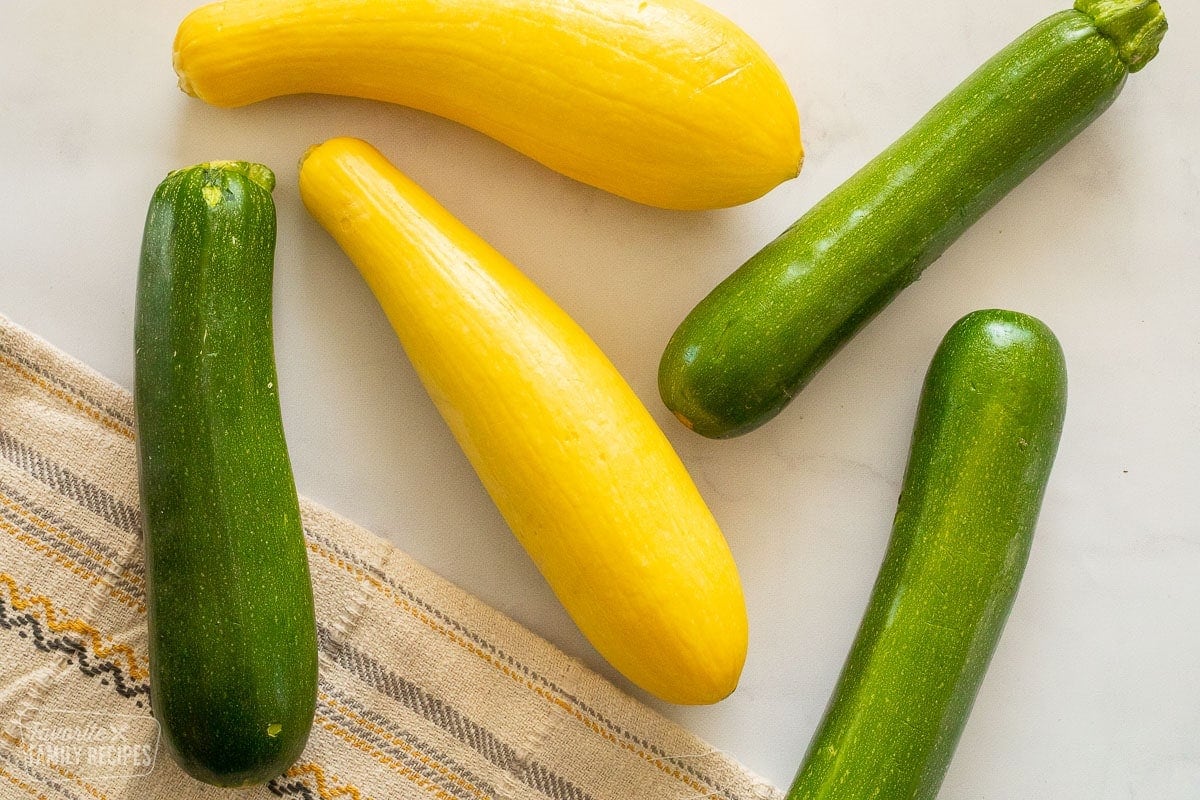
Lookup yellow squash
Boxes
[299,137,747,704]
[175,0,802,210]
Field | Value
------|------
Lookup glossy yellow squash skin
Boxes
[299,137,748,704]
[175,0,802,210]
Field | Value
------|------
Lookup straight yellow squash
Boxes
[299,137,748,704]
[175,0,802,210]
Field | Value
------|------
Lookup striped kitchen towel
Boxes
[0,313,779,800]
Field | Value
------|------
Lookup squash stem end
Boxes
[1075,0,1168,72]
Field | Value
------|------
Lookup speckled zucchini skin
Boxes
[135,162,317,786]
[659,0,1165,438]
[786,309,1068,800]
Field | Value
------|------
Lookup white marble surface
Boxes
[1,0,1197,795]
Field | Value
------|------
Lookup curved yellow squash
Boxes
[175,0,802,210]
[299,137,747,704]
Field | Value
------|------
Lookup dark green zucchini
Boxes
[659,0,1165,438]
[787,309,1067,800]
[135,161,317,786]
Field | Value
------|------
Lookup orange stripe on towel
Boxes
[0,353,134,440]
[0,763,52,800]
[314,715,458,800]
[0,573,148,681]
[0,518,144,614]
[319,691,488,800]
[282,762,367,800]
[0,491,145,592]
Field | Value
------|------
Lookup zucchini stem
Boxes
[164,162,277,195]
[1075,0,1167,71]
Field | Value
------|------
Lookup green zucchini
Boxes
[787,309,1067,800]
[135,161,317,786]
[659,0,1165,438]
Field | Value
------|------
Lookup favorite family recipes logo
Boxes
[11,709,160,778]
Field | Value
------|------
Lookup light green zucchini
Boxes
[787,309,1068,800]
[659,0,1165,438]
